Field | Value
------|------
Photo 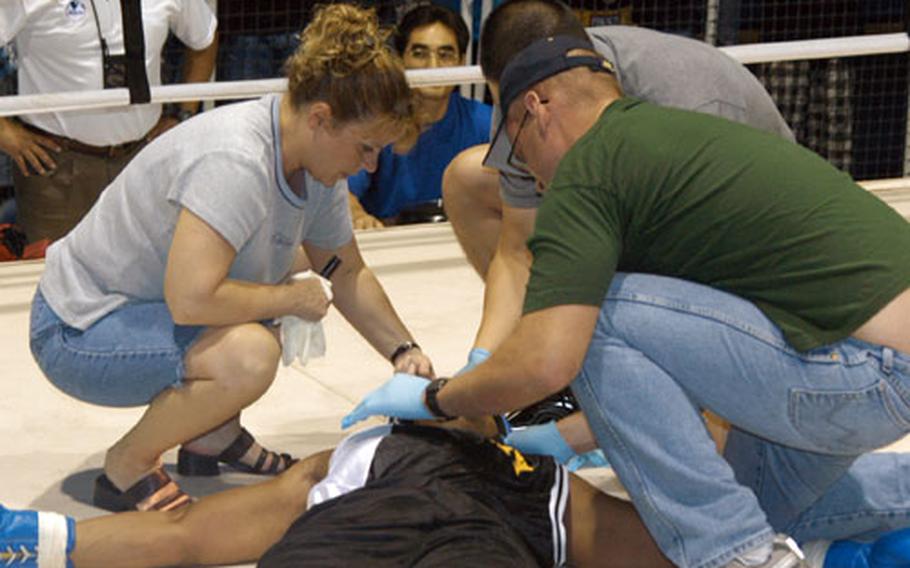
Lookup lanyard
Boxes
[88,0,111,59]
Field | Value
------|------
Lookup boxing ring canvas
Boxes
[1,211,909,566]
[0,223,484,566]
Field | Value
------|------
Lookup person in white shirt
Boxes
[0,0,218,242]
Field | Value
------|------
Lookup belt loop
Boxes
[882,347,894,375]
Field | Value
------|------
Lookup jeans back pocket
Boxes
[789,380,910,455]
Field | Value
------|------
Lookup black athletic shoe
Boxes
[506,388,579,427]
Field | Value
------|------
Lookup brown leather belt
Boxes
[21,121,145,159]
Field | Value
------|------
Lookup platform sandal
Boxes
[176,428,296,477]
[93,467,192,512]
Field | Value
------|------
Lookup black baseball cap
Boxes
[484,34,614,169]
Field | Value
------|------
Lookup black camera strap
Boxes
[89,0,151,104]
[88,0,110,60]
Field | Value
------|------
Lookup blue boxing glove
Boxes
[503,421,577,465]
[341,372,433,429]
[824,527,910,568]
[0,504,75,568]
[456,347,491,375]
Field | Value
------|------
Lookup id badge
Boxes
[103,51,127,88]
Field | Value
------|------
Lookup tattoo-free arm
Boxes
[472,204,537,351]
[443,304,599,417]
[304,239,433,377]
[164,208,329,325]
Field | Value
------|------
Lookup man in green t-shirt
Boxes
[343,34,910,568]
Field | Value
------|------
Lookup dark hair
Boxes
[394,3,470,56]
[480,0,591,82]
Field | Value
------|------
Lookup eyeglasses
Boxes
[506,99,549,169]
[405,45,460,66]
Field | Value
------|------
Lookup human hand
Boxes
[288,274,332,321]
[456,347,490,375]
[0,118,60,176]
[503,421,577,465]
[352,213,384,230]
[341,372,433,429]
[144,115,180,142]
[393,346,434,378]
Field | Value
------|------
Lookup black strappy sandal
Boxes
[93,468,193,512]
[176,428,296,477]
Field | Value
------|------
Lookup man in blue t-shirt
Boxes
[347,4,491,229]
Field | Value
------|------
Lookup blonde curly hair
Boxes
[285,4,418,148]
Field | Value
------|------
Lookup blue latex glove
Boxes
[503,421,577,465]
[565,449,611,472]
[825,527,910,568]
[456,347,491,375]
[341,372,433,429]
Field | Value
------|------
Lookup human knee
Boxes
[218,326,281,388]
[442,145,496,218]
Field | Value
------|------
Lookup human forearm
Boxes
[473,205,536,351]
[332,264,415,361]
[167,277,324,326]
[444,307,597,418]
[473,246,531,350]
[441,339,564,418]
[178,35,218,114]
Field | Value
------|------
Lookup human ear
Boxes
[308,102,335,131]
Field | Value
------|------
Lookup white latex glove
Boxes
[278,270,333,366]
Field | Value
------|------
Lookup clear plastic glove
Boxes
[278,270,333,366]
[503,421,577,465]
[341,372,433,429]
[456,347,491,375]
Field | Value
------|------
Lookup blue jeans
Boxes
[29,290,203,407]
[571,273,910,568]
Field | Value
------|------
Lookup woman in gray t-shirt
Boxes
[29,4,432,513]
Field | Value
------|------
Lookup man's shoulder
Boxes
[588,25,712,54]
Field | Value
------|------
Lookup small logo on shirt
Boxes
[65,0,88,19]
[271,232,295,248]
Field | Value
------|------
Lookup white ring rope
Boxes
[0,32,907,117]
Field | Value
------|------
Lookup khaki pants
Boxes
[13,143,144,243]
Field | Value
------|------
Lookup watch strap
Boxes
[389,340,420,363]
[424,378,454,419]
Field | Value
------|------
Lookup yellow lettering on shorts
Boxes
[493,441,535,476]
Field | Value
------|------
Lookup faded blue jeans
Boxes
[30,289,203,407]
[571,273,910,568]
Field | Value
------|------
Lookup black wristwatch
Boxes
[389,340,420,363]
[424,378,454,420]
